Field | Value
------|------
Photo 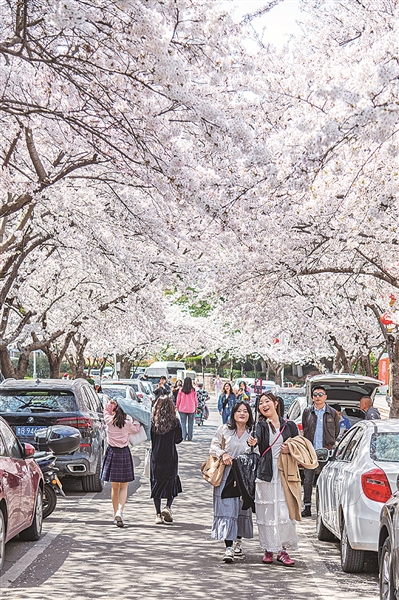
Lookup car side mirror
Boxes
[22,442,36,457]
[316,448,329,462]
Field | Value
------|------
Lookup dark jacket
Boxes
[255,418,299,482]
[302,404,340,450]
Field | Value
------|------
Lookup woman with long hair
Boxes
[176,376,197,441]
[171,379,182,406]
[209,401,255,563]
[151,394,183,524]
[101,399,141,527]
[236,381,251,404]
[217,382,236,424]
[248,392,299,566]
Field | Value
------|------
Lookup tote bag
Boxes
[129,424,147,447]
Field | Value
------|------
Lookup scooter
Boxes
[33,425,81,518]
[195,400,209,426]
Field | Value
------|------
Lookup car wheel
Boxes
[316,493,337,542]
[0,509,6,574]
[340,516,365,573]
[380,537,395,600]
[19,488,43,541]
[82,453,104,493]
[43,484,57,519]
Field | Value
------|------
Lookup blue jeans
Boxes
[179,412,195,441]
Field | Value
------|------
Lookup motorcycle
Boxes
[34,451,65,519]
[33,425,81,518]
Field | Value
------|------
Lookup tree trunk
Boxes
[275,365,284,386]
[229,358,233,382]
[0,344,16,378]
[15,350,31,379]
[119,356,131,378]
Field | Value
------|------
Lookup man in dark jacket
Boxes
[301,386,340,517]
[359,396,381,420]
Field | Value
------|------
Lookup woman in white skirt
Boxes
[248,392,299,566]
[210,401,254,563]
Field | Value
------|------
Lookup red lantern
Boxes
[380,312,395,326]
[272,338,280,344]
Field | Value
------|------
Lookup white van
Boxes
[144,361,185,385]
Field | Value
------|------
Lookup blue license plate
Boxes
[15,425,44,437]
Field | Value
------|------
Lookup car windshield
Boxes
[370,433,399,462]
[101,388,127,400]
[0,390,77,412]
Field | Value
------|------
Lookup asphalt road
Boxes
[0,399,379,600]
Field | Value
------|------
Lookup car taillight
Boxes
[361,468,392,503]
[55,417,92,429]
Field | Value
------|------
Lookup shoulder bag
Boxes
[201,436,226,486]
[129,424,147,447]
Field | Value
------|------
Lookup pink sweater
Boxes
[103,403,141,447]
[176,389,198,413]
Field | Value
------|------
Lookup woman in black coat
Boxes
[150,394,183,524]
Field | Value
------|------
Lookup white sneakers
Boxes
[161,506,173,523]
[223,547,234,563]
[234,540,243,557]
[114,509,124,527]
[155,514,163,524]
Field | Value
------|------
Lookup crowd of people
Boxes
[98,374,381,564]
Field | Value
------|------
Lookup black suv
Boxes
[0,378,106,492]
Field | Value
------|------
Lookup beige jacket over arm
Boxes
[277,436,319,521]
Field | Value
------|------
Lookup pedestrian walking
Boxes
[247,392,300,566]
[150,394,183,524]
[301,386,340,517]
[176,377,198,441]
[210,401,255,563]
[236,380,251,404]
[101,399,141,527]
[171,379,182,405]
[217,382,236,424]
[359,395,381,420]
[214,374,223,399]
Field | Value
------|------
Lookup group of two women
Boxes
[211,392,300,565]
[101,393,182,526]
[217,380,251,424]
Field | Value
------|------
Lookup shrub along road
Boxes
[0,398,379,599]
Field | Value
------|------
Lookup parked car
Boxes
[316,419,399,573]
[0,378,106,493]
[0,415,44,573]
[140,380,155,404]
[276,387,305,415]
[379,476,399,600]
[306,373,382,424]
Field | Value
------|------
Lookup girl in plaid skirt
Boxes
[102,399,141,527]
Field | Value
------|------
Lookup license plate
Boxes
[15,425,44,437]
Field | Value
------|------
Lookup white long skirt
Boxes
[255,459,299,553]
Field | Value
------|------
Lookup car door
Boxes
[0,420,30,535]
[321,429,357,535]
[332,426,365,534]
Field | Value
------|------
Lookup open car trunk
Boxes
[306,374,383,425]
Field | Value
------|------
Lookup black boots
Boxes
[301,506,312,518]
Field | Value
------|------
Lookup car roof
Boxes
[307,373,382,386]
[360,419,399,433]
[0,378,89,390]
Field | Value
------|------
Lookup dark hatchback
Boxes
[379,476,399,600]
[0,378,106,492]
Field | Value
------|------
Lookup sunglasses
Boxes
[312,392,325,398]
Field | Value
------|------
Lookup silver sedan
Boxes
[316,419,399,573]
